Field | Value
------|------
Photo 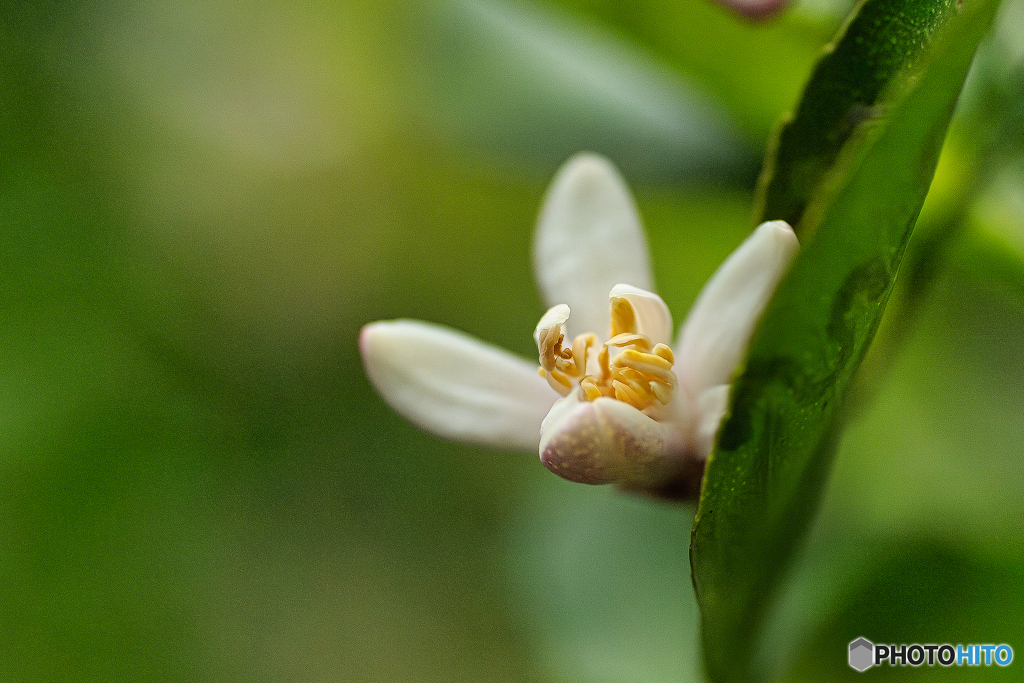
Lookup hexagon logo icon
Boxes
[849,638,874,671]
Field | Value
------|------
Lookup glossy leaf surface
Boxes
[690,0,1001,680]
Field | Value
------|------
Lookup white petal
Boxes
[675,220,799,396]
[694,384,730,459]
[533,153,654,337]
[609,283,673,344]
[360,320,557,451]
[538,393,676,486]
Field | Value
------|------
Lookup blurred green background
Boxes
[2,0,1023,680]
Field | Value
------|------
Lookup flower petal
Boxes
[360,320,557,450]
[609,283,673,344]
[675,220,799,395]
[694,384,730,459]
[538,393,678,486]
[533,153,654,337]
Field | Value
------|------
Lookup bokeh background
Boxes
[3,0,1023,681]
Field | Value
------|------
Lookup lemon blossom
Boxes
[360,153,798,499]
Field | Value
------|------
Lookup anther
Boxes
[652,343,674,364]
[580,377,603,401]
[650,381,673,405]
[612,380,646,410]
[544,368,573,396]
[537,329,559,371]
[534,299,678,410]
[613,348,674,377]
[535,304,571,372]
[625,376,655,401]
[606,333,653,351]
[610,297,637,337]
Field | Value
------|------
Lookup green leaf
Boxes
[689,0,1001,680]
[756,0,971,229]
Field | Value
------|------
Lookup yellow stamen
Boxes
[650,380,673,405]
[537,326,561,371]
[570,334,594,378]
[598,345,610,381]
[535,296,678,412]
[606,333,652,351]
[612,350,675,388]
[652,343,674,364]
[612,380,646,410]
[544,368,573,396]
[610,297,637,337]
[580,376,603,401]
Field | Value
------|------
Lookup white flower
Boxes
[360,153,798,498]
